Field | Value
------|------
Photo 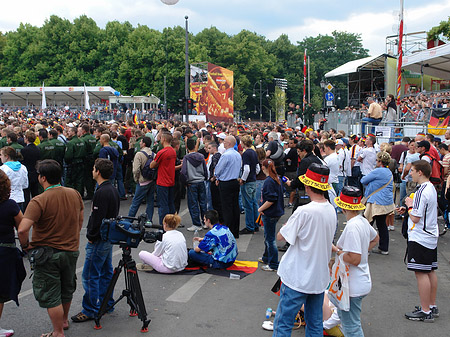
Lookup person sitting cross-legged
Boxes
[189,210,238,269]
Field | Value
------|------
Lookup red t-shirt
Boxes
[154,146,176,187]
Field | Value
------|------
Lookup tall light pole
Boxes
[184,15,189,123]
[253,80,269,122]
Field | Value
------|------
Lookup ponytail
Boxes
[262,159,280,185]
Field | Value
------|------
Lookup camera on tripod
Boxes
[100,214,164,248]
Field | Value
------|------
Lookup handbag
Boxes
[328,254,350,311]
[361,176,393,205]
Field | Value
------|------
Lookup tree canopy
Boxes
[427,17,450,42]
[0,16,369,118]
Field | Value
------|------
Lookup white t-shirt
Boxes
[337,148,352,177]
[360,147,377,176]
[324,152,339,184]
[0,164,28,203]
[336,214,377,297]
[408,181,438,249]
[153,230,188,272]
[278,201,336,294]
[350,144,361,167]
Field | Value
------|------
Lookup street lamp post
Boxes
[184,15,189,123]
[253,80,269,122]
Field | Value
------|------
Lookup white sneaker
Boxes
[202,224,209,230]
[0,328,14,337]
[187,225,202,232]
[388,225,395,231]
[136,263,153,271]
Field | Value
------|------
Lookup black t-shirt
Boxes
[0,199,20,243]
[267,141,284,165]
[284,148,298,172]
[242,149,258,182]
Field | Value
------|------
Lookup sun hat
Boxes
[334,186,365,211]
[299,163,332,191]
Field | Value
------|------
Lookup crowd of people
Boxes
[0,108,447,337]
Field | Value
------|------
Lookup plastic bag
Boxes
[328,254,350,311]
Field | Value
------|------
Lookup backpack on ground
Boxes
[140,151,157,181]
[422,153,444,185]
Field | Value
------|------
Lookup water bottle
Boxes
[265,308,273,319]
[193,229,199,249]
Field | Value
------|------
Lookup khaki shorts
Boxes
[33,250,79,308]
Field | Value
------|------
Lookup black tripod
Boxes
[94,244,151,333]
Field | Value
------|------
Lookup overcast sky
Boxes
[1,0,449,55]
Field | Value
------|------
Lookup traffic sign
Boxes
[326,101,333,106]
[325,92,334,101]
[326,83,334,91]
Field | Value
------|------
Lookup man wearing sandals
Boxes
[18,160,84,337]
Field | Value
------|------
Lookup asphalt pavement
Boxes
[3,196,450,337]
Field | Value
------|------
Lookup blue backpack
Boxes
[140,151,157,181]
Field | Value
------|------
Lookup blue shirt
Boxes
[360,167,393,205]
[262,176,285,217]
[214,148,241,181]
[198,224,238,263]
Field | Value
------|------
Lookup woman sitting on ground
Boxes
[137,214,187,273]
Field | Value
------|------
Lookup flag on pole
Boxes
[41,82,47,110]
[84,84,90,111]
[303,49,307,112]
[396,0,404,106]
[133,113,138,124]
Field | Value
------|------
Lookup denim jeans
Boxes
[157,185,175,226]
[187,182,207,226]
[273,283,324,337]
[115,163,126,198]
[337,295,365,337]
[241,182,259,231]
[188,249,233,269]
[238,190,244,212]
[262,215,280,269]
[82,241,114,317]
[255,180,264,206]
[399,180,407,205]
[361,117,381,135]
[204,181,213,210]
[128,182,155,223]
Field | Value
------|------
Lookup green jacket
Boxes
[80,134,97,159]
[65,136,86,164]
[9,142,24,152]
[37,139,55,160]
[50,138,66,165]
[0,138,7,149]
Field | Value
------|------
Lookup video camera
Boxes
[101,214,164,248]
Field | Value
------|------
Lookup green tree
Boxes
[427,17,450,41]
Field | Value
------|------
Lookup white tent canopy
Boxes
[325,55,389,78]
[402,43,450,80]
[0,86,117,108]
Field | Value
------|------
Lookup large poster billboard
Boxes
[207,63,233,123]
[190,82,207,115]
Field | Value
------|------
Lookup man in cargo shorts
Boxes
[18,159,84,337]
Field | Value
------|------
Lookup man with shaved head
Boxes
[214,135,242,238]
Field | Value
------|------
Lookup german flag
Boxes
[77,112,81,119]
[428,108,450,136]
[133,113,138,125]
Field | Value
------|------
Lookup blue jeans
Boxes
[128,182,155,222]
[188,250,233,269]
[361,117,381,135]
[205,181,213,210]
[82,241,114,317]
[115,163,126,198]
[157,185,175,226]
[238,190,244,212]
[187,182,207,226]
[273,284,324,337]
[255,180,264,206]
[337,295,365,337]
[399,180,406,205]
[262,215,279,269]
[241,182,259,231]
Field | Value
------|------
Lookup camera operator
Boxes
[137,214,188,273]
[18,159,84,337]
[71,158,120,323]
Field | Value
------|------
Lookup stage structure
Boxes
[190,62,234,123]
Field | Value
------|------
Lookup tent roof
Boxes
[0,86,116,103]
[325,54,391,78]
[402,43,450,80]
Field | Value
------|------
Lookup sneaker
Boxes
[261,265,277,272]
[136,263,153,272]
[0,328,14,337]
[187,225,202,232]
[372,248,389,255]
[239,228,254,235]
[278,243,289,252]
[258,257,265,263]
[388,225,395,231]
[286,203,293,208]
[415,305,439,318]
[405,308,434,322]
